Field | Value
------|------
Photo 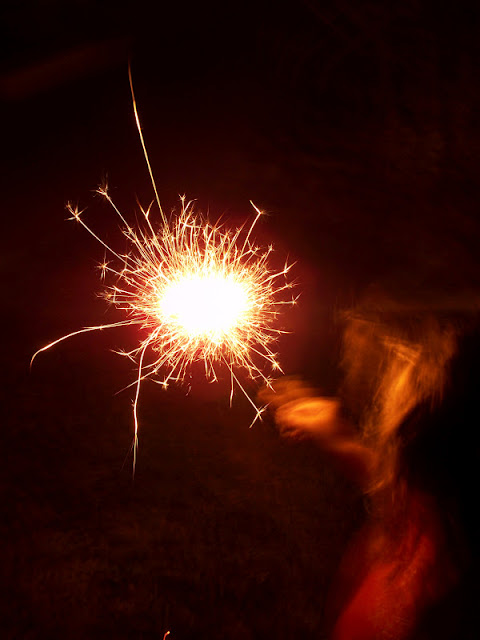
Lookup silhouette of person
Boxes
[264,309,478,639]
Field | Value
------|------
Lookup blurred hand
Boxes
[276,397,342,441]
[259,377,343,442]
[261,377,373,484]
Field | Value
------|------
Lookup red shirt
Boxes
[327,491,460,640]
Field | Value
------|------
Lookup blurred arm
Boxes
[275,396,376,487]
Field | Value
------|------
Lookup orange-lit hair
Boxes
[340,299,458,508]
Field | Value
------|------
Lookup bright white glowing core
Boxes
[159,273,250,339]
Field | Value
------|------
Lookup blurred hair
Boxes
[342,311,454,491]
[339,292,480,549]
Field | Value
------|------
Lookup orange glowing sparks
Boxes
[91,194,294,390]
[31,70,297,470]
[32,193,296,466]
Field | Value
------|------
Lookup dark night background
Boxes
[2,1,480,638]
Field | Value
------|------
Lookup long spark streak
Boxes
[128,64,166,227]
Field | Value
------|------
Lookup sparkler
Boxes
[31,71,296,470]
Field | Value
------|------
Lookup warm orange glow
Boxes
[32,194,296,468]
[91,196,294,388]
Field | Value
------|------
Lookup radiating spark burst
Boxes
[32,191,296,468]
[31,68,297,471]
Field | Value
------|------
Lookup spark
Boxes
[32,193,295,469]
[31,71,297,472]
